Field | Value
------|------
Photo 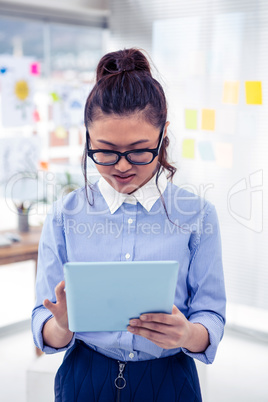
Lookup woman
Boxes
[32,48,226,401]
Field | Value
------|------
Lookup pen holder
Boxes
[18,211,29,232]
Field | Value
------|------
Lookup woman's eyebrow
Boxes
[97,139,150,146]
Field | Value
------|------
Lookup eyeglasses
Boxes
[86,128,164,166]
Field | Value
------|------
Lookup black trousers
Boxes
[55,340,202,402]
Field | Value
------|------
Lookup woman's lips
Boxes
[113,174,135,184]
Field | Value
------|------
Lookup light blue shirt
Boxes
[32,173,226,364]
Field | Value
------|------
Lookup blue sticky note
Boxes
[71,100,82,109]
[198,141,215,161]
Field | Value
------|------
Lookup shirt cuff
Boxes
[181,312,225,364]
[31,306,75,354]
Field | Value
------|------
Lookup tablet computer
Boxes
[64,260,179,332]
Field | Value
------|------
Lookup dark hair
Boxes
[82,48,177,203]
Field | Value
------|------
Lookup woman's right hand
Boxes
[43,280,69,332]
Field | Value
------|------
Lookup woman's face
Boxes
[88,114,168,194]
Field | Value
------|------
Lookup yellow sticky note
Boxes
[245,81,262,105]
[223,81,239,104]
[55,126,68,139]
[14,80,29,101]
[201,109,215,131]
[182,139,195,159]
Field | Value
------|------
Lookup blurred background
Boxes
[0,0,267,401]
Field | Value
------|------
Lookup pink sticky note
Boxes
[215,143,233,168]
[30,62,40,76]
[33,110,41,122]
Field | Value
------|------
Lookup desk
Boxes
[0,226,42,268]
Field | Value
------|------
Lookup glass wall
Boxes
[0,15,104,203]
[0,14,105,326]
[109,0,268,336]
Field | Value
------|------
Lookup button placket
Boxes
[121,204,137,262]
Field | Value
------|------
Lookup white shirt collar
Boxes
[98,171,168,214]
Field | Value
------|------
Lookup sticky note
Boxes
[201,109,215,131]
[39,161,49,170]
[51,92,60,102]
[14,80,29,101]
[182,139,195,159]
[223,81,239,104]
[215,143,233,168]
[30,62,40,76]
[245,81,262,105]
[185,109,198,129]
[71,100,82,109]
[198,141,215,161]
[55,126,68,139]
[33,110,40,122]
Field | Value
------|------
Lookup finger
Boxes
[129,319,169,333]
[127,326,180,349]
[128,325,162,339]
[43,298,56,313]
[127,326,173,346]
[139,305,182,325]
[129,319,182,340]
[55,281,66,303]
[139,312,174,325]
[172,304,179,314]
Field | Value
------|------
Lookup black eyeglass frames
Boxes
[86,128,164,166]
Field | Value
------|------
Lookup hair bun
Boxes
[116,57,135,72]
[96,48,151,80]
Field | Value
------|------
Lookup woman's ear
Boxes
[163,121,170,138]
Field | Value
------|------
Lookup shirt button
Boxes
[129,352,134,359]
[128,218,133,224]
[125,253,131,260]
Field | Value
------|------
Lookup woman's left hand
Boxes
[127,305,191,350]
[127,305,210,352]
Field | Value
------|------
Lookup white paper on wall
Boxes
[0,56,35,127]
[0,136,40,185]
[50,83,92,128]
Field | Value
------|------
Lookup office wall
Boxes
[0,0,109,26]
[1,0,268,334]
[0,0,108,9]
[109,0,268,335]
[0,5,107,327]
